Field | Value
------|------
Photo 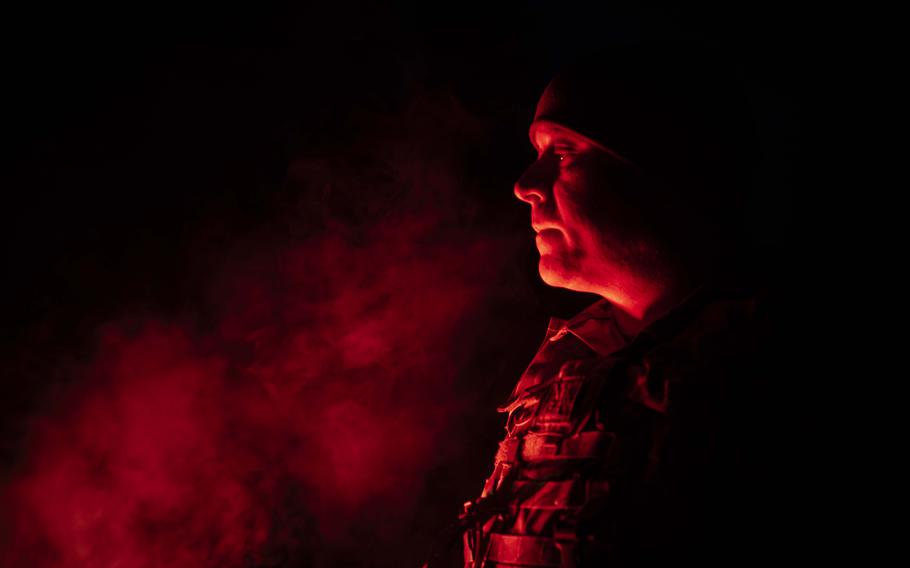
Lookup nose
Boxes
[513,159,552,205]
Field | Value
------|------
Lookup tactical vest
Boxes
[457,283,755,568]
[459,306,676,568]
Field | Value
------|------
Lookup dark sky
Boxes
[1,2,806,348]
[0,3,807,566]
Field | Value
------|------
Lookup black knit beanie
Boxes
[531,41,758,231]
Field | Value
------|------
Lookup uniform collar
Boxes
[548,298,632,356]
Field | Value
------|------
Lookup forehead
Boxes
[529,121,592,151]
[529,120,637,168]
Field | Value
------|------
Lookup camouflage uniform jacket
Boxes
[463,278,788,567]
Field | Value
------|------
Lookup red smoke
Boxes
[2,95,523,566]
[5,325,272,567]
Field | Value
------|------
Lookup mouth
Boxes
[531,221,562,234]
[535,228,563,250]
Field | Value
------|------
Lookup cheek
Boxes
[579,181,650,242]
[553,186,650,272]
[552,182,604,244]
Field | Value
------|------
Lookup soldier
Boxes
[450,43,801,567]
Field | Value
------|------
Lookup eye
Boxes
[553,144,575,163]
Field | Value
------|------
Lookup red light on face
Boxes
[535,228,563,252]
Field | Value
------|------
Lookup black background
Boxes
[1,2,809,565]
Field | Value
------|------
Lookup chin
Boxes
[538,256,581,291]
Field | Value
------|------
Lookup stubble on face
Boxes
[529,132,674,312]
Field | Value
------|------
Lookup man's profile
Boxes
[445,41,800,568]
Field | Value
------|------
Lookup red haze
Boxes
[2,94,525,567]
[5,325,272,567]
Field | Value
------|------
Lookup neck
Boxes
[603,267,706,340]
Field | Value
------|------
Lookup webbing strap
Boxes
[485,533,561,566]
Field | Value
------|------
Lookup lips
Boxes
[535,229,563,252]
[531,221,562,233]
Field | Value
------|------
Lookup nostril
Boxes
[514,171,545,203]
[514,182,542,204]
[513,183,525,200]
[514,160,552,204]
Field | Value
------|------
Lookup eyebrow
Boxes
[532,133,581,155]
[551,135,580,148]
[531,125,639,168]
